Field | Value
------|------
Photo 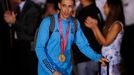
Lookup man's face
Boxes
[12,0,21,5]
[46,3,55,15]
[58,0,74,19]
[80,0,87,5]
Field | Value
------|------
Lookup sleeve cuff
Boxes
[94,54,102,62]
[42,59,56,73]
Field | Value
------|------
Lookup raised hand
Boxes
[4,10,16,24]
[84,16,98,29]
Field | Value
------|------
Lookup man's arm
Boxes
[74,20,102,62]
[35,17,57,73]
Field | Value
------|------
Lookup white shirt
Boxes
[31,0,46,4]
[14,1,26,39]
[19,1,26,12]
[96,0,107,20]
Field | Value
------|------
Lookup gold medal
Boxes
[59,54,66,62]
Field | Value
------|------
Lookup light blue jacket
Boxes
[35,14,102,75]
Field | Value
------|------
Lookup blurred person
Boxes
[35,0,108,75]
[41,0,59,18]
[72,0,104,75]
[4,0,41,75]
[0,0,14,74]
[85,0,125,75]
[121,0,134,74]
[33,0,59,49]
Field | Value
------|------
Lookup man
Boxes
[4,0,41,75]
[72,0,104,75]
[42,0,59,18]
[35,0,108,75]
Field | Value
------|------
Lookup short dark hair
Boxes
[46,0,59,10]
[58,0,75,5]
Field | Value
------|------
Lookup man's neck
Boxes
[60,13,70,21]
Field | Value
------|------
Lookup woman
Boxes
[84,0,125,75]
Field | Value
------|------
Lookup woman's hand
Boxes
[99,57,109,66]
[84,16,98,29]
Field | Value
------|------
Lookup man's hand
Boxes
[53,71,62,75]
[4,10,16,24]
[99,57,109,66]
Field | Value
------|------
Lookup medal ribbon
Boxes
[58,14,70,54]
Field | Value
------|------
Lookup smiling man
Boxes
[35,0,108,75]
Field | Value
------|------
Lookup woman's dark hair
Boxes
[104,0,125,35]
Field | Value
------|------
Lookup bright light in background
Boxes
[31,0,46,4]
[96,0,107,20]
[122,0,134,26]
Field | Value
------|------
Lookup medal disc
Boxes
[59,54,66,62]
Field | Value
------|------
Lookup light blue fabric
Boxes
[35,14,102,75]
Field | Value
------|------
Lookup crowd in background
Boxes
[0,0,134,75]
